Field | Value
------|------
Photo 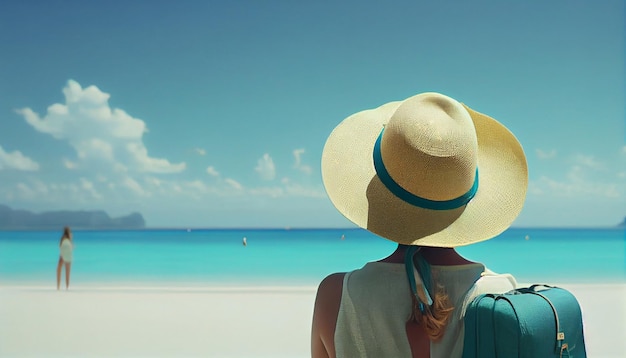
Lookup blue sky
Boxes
[0,0,624,228]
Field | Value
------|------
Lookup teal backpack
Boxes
[462,284,587,358]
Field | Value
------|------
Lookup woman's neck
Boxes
[379,245,475,265]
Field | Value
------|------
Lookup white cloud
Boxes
[249,187,284,198]
[293,148,312,175]
[63,158,78,169]
[122,177,149,197]
[113,162,128,173]
[6,177,112,205]
[186,180,209,193]
[126,142,185,173]
[12,180,50,200]
[206,166,220,177]
[529,150,626,201]
[0,145,39,171]
[284,183,326,198]
[538,175,621,198]
[145,177,162,188]
[16,182,37,199]
[534,167,622,199]
[30,180,49,195]
[79,177,102,199]
[79,138,114,160]
[15,79,185,174]
[535,149,556,160]
[293,149,305,165]
[255,153,275,180]
[3,80,331,221]
[225,178,243,190]
[573,154,603,169]
[0,169,331,227]
[298,165,312,175]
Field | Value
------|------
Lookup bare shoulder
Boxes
[314,272,346,317]
[318,273,345,294]
[312,272,346,358]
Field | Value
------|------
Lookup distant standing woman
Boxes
[56,226,74,290]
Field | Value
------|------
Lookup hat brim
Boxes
[321,100,528,247]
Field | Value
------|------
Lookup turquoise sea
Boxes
[0,228,624,287]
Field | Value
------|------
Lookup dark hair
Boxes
[62,226,72,239]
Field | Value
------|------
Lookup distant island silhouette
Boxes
[0,204,145,230]
[619,216,626,228]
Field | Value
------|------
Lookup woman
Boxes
[56,226,74,290]
[312,93,528,357]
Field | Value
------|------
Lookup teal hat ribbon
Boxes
[403,245,433,314]
[373,129,479,211]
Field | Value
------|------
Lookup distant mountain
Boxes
[619,217,626,228]
[0,205,145,230]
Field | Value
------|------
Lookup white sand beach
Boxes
[1,283,624,357]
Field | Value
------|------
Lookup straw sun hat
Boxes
[321,92,528,247]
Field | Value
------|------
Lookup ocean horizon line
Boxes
[0,225,624,232]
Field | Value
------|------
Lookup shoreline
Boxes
[1,226,623,231]
[0,284,319,294]
[1,280,623,290]
[3,273,625,288]
[1,282,625,357]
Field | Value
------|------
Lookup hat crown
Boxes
[380,93,478,201]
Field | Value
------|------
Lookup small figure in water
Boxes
[341,234,345,240]
[243,237,247,246]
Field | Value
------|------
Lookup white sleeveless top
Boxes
[60,238,73,263]
[334,261,513,358]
